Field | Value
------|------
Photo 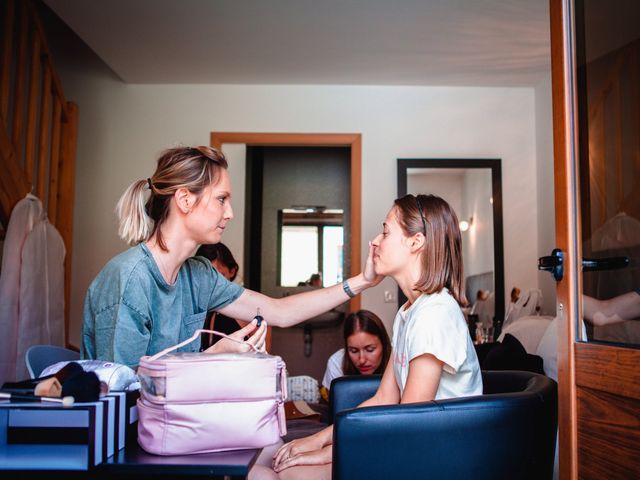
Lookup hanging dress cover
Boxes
[0,194,65,383]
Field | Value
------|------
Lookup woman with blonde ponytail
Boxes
[81,145,382,370]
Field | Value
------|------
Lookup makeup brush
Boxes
[61,370,100,402]
[0,391,75,407]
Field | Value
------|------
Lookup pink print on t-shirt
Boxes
[394,351,407,368]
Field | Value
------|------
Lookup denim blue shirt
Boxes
[81,243,244,368]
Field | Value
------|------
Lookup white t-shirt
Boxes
[392,289,482,400]
[322,349,345,389]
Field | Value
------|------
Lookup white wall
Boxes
[63,85,538,341]
[535,73,557,315]
[48,18,542,342]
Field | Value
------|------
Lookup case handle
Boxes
[148,328,260,362]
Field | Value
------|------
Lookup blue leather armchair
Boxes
[329,370,557,480]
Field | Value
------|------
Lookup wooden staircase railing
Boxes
[0,0,78,348]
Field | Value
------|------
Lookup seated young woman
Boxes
[320,309,391,400]
[271,194,483,480]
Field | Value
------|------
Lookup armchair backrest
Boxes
[328,374,381,424]
[331,370,557,480]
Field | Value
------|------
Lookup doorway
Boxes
[245,145,350,298]
[211,132,362,379]
[211,132,362,310]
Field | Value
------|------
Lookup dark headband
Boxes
[415,195,427,235]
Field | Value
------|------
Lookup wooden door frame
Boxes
[211,132,362,311]
[551,0,580,477]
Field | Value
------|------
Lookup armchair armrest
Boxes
[331,372,557,480]
[328,374,381,424]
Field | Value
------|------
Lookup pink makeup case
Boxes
[136,329,287,455]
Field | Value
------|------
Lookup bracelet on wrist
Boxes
[342,280,356,298]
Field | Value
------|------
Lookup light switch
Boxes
[384,290,395,303]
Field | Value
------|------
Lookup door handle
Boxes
[538,249,629,282]
[582,256,629,272]
[538,248,564,281]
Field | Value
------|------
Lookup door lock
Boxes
[538,248,564,281]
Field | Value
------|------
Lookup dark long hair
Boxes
[341,310,391,376]
[196,243,239,281]
[393,194,467,307]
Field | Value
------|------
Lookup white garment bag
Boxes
[16,219,65,379]
[0,194,65,383]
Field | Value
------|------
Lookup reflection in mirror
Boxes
[398,159,504,334]
[278,207,344,287]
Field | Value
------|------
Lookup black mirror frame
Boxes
[397,158,505,326]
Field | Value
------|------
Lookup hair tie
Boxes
[147,178,153,190]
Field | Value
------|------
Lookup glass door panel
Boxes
[576,0,640,346]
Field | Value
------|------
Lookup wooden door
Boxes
[550,1,640,478]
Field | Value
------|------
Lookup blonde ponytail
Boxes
[116,179,152,245]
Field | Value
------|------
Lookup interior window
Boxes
[280,225,319,287]
[322,226,344,287]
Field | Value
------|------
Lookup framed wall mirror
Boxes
[397,159,505,330]
[277,207,345,288]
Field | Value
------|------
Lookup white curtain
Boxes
[0,194,65,383]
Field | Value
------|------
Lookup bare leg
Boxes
[278,464,331,480]
[249,465,281,480]
[249,440,284,480]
